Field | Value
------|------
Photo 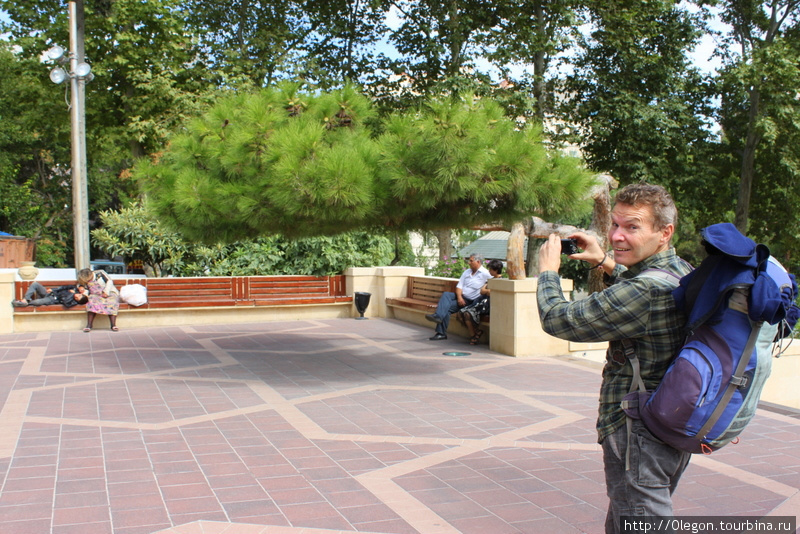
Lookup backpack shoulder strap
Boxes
[619,267,683,469]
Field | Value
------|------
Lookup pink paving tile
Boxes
[157,471,209,487]
[152,460,201,475]
[58,456,105,470]
[281,503,350,529]
[256,475,309,491]
[463,487,529,507]
[54,490,109,508]
[51,522,113,534]
[491,501,553,522]
[0,488,54,506]
[205,473,261,490]
[106,468,158,484]
[309,477,366,494]
[56,466,106,482]
[249,464,300,479]
[108,492,166,511]
[213,485,270,503]
[5,464,57,479]
[554,500,606,524]
[449,513,520,533]
[231,446,286,467]
[161,483,215,500]
[165,496,224,515]
[55,477,107,494]
[0,502,53,521]
[106,480,161,497]
[512,516,589,533]
[52,505,111,526]
[266,487,326,506]
[222,498,281,519]
[167,510,229,525]
[522,488,585,508]
[9,455,56,468]
[450,474,506,494]
[114,526,173,534]
[0,519,53,534]
[3,476,56,492]
[111,508,171,529]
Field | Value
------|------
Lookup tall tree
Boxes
[562,0,719,251]
[184,0,388,88]
[0,0,216,265]
[714,0,800,234]
[0,42,74,265]
[484,0,580,122]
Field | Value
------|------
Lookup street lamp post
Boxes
[48,0,91,271]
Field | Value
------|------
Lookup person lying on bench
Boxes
[12,282,88,308]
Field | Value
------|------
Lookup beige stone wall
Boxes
[762,343,800,410]
[488,277,574,358]
[10,303,354,333]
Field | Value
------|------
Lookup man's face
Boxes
[608,203,673,267]
[467,257,482,272]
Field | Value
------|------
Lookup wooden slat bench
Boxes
[385,276,489,323]
[248,275,350,306]
[12,275,350,313]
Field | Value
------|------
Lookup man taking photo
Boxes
[536,183,692,532]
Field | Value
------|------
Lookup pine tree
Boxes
[138,84,594,243]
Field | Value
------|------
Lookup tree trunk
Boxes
[734,88,762,233]
[434,229,454,260]
[506,222,527,280]
[532,0,546,123]
[524,231,537,277]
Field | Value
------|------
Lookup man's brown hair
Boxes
[614,183,678,231]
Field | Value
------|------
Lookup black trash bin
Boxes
[354,292,371,320]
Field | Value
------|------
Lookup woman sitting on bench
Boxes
[78,268,121,332]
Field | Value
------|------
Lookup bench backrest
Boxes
[407,276,458,303]
[15,275,348,305]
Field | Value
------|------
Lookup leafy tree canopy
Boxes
[137,83,595,244]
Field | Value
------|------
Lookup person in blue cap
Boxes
[536,183,692,533]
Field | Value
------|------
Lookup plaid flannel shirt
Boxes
[537,248,692,443]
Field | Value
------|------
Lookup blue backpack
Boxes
[622,223,799,454]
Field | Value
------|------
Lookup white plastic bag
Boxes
[119,284,147,307]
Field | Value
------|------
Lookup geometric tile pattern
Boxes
[0,319,797,534]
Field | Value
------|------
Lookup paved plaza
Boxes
[0,318,798,533]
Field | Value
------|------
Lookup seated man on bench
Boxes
[426,253,491,341]
[12,282,88,308]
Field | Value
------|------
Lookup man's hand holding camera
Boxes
[538,232,613,274]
